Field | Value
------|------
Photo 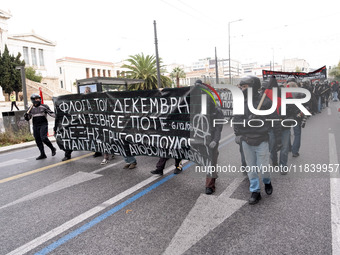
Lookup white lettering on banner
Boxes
[55,91,213,165]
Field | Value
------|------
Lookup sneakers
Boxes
[249,192,261,205]
[292,152,300,157]
[205,187,214,195]
[265,183,273,195]
[62,156,71,161]
[124,163,137,169]
[36,154,47,160]
[150,169,163,175]
[129,163,137,169]
[101,159,109,165]
[174,166,182,174]
[51,147,57,156]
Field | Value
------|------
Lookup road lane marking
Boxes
[1,159,27,167]
[6,164,190,255]
[8,134,236,255]
[0,172,102,210]
[0,153,93,184]
[329,133,340,255]
[163,177,246,255]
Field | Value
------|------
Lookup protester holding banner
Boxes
[150,157,182,175]
[24,93,57,160]
[205,106,224,195]
[123,156,137,169]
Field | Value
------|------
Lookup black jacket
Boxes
[24,104,55,126]
[233,93,281,146]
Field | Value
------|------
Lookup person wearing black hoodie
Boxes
[233,76,281,204]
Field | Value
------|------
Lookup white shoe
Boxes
[101,159,109,165]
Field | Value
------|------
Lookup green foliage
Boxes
[25,66,42,83]
[170,67,186,88]
[0,45,25,97]
[329,62,340,81]
[0,128,34,147]
[122,53,171,90]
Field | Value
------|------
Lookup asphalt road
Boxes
[0,100,339,255]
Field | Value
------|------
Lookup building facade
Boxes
[56,57,117,93]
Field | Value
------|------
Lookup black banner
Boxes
[53,86,220,166]
[262,66,327,83]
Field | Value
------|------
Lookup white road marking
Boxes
[0,172,102,210]
[1,159,27,167]
[163,177,246,255]
[5,134,235,255]
[5,163,178,255]
[329,133,340,255]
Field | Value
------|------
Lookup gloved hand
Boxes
[235,136,242,145]
[24,113,30,121]
[275,137,282,152]
[209,140,217,149]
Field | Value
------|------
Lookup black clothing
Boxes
[24,104,56,157]
[24,104,55,126]
[11,101,19,111]
[156,157,182,171]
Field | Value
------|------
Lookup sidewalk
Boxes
[0,100,56,154]
[0,100,55,134]
[0,136,56,154]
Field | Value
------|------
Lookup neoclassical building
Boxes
[0,9,59,100]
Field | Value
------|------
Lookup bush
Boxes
[25,66,42,83]
[0,128,34,147]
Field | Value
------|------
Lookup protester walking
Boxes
[24,93,57,160]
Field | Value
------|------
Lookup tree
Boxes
[0,45,25,98]
[11,53,25,98]
[122,53,171,90]
[170,67,186,88]
[25,66,42,83]
[329,61,340,81]
[0,45,13,95]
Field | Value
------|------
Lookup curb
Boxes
[0,136,56,154]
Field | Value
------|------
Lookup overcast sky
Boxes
[1,0,340,69]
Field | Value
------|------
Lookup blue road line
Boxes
[35,136,234,254]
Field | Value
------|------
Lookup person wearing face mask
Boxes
[233,76,281,204]
[24,93,57,160]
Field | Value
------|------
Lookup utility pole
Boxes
[215,47,219,85]
[228,19,242,85]
[153,20,162,88]
[15,65,28,110]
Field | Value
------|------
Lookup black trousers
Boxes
[206,144,219,190]
[33,124,54,155]
[11,101,19,111]
[156,157,182,170]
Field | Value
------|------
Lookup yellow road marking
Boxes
[0,153,93,184]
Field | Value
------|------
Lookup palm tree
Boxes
[122,53,171,90]
[170,67,186,88]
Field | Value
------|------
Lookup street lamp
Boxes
[15,65,28,110]
[228,19,242,85]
